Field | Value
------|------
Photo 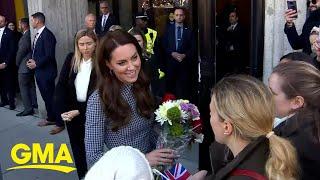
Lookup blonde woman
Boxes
[206,75,299,180]
[54,29,97,178]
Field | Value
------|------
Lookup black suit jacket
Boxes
[274,114,320,180]
[16,30,32,74]
[95,14,117,37]
[224,23,244,55]
[0,28,15,66]
[32,27,57,80]
[162,23,195,76]
[162,23,194,64]
[55,53,96,118]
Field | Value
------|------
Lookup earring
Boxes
[109,69,114,76]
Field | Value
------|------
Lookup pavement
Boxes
[0,102,199,180]
[0,104,78,180]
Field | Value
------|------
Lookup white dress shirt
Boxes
[231,23,238,31]
[75,59,92,102]
[34,26,45,46]
[273,113,295,128]
[0,27,5,45]
[101,13,110,28]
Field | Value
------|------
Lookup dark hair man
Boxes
[29,12,59,132]
[162,7,195,100]
[95,1,117,37]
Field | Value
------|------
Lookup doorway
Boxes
[215,0,251,81]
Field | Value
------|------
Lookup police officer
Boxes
[129,12,158,55]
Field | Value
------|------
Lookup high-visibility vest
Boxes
[145,28,157,55]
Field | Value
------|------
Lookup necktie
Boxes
[33,32,39,48]
[176,26,182,51]
[102,15,107,31]
[32,33,39,59]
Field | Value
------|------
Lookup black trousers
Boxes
[66,102,88,179]
[0,67,16,105]
[166,60,191,100]
[35,76,55,121]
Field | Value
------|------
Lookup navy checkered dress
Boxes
[85,84,157,167]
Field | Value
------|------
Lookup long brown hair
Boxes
[272,61,320,142]
[95,29,155,131]
[211,75,299,180]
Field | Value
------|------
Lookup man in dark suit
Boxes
[0,15,15,109]
[162,7,194,99]
[16,18,37,116]
[28,12,57,128]
[222,10,245,75]
[95,1,117,37]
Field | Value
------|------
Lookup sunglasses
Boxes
[307,0,317,7]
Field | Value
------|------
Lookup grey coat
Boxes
[16,30,32,74]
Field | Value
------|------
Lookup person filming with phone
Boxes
[284,0,320,54]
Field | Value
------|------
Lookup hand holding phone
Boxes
[287,0,298,18]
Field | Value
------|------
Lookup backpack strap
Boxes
[230,169,267,180]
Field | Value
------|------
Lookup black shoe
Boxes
[16,110,34,116]
[0,102,8,107]
[9,105,16,110]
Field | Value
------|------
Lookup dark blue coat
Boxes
[95,14,117,37]
[32,27,57,80]
[162,23,195,99]
[162,23,194,66]
[0,28,15,66]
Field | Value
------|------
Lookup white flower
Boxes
[154,100,189,125]
[155,100,175,125]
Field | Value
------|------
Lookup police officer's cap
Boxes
[135,12,148,21]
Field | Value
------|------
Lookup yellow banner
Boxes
[14,0,26,25]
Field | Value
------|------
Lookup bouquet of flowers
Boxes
[153,97,203,179]
[155,97,203,159]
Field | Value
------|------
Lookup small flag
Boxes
[162,163,191,180]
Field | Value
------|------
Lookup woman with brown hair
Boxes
[269,61,320,179]
[206,75,298,179]
[85,29,175,168]
[54,29,97,178]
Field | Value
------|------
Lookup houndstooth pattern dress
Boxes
[85,84,157,167]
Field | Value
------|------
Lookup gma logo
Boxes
[7,143,76,173]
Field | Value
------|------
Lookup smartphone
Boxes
[287,0,298,18]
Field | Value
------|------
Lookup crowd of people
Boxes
[0,0,320,179]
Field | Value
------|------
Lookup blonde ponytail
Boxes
[266,134,299,180]
[211,75,300,180]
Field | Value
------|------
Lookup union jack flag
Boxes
[162,163,191,180]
